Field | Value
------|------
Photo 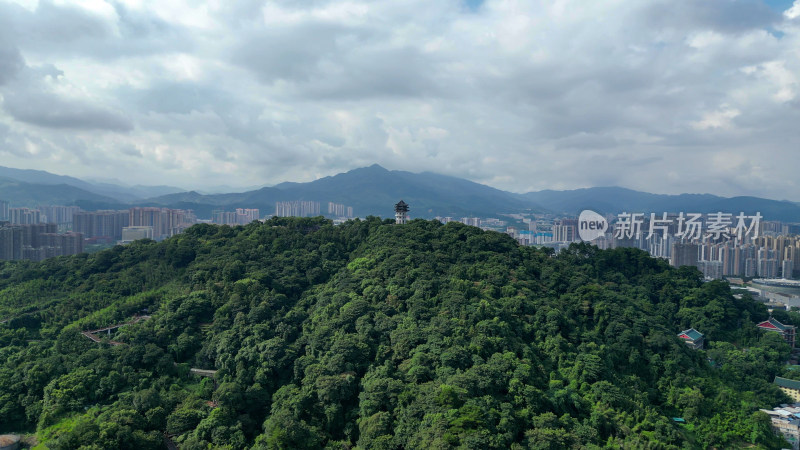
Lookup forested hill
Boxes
[0,217,794,449]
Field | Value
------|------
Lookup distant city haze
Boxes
[0,1,799,200]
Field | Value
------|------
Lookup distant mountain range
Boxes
[0,166,183,202]
[517,187,800,222]
[0,176,120,207]
[139,164,532,218]
[2,164,799,222]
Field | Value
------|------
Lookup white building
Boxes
[761,403,800,449]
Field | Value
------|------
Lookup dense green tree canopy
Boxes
[0,217,792,448]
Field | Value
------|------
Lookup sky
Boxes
[0,0,799,199]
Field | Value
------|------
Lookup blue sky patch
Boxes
[464,0,484,12]
[763,0,794,12]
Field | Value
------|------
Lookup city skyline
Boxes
[1,1,800,200]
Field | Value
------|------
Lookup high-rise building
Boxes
[236,208,260,223]
[0,224,22,260]
[461,217,480,227]
[328,202,343,217]
[20,223,58,248]
[758,248,779,278]
[275,201,321,217]
[213,209,260,225]
[745,258,758,277]
[698,260,724,279]
[129,207,163,236]
[783,260,795,279]
[74,210,130,241]
[212,210,237,225]
[761,221,783,237]
[39,232,84,259]
[121,226,154,243]
[648,235,673,260]
[9,207,41,224]
[740,244,757,276]
[0,223,82,261]
[0,200,8,221]
[671,243,699,268]
[37,205,80,225]
[552,218,577,242]
[325,202,353,218]
[793,243,800,278]
[129,207,194,239]
[717,244,731,276]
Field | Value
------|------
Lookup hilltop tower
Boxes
[394,200,409,224]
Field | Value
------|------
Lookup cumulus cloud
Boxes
[0,63,133,132]
[3,89,133,132]
[0,0,797,200]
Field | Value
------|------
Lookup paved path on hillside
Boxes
[81,315,152,345]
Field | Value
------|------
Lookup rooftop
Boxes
[758,317,795,331]
[775,376,800,391]
[678,328,704,340]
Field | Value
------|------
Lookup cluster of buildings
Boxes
[669,236,800,280]
[1,200,198,261]
[74,207,196,243]
[679,319,800,447]
[0,203,81,228]
[0,222,83,261]
[212,208,260,225]
[2,196,364,262]
[1,202,87,261]
[328,202,353,218]
[761,403,800,449]
[603,217,800,280]
[275,201,321,218]
[434,216,515,231]
[498,212,800,281]
[1,196,363,262]
[275,201,354,219]
[502,217,580,246]
[675,313,800,446]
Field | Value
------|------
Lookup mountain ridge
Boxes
[519,186,800,221]
[0,165,184,202]
[0,176,122,208]
[2,164,799,221]
[139,164,536,219]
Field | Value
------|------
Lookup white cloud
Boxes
[785,0,800,19]
[692,105,741,130]
[0,0,797,199]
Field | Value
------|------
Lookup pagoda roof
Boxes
[758,317,794,331]
[775,376,800,390]
[678,328,703,340]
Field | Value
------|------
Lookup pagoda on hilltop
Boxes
[394,200,409,225]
